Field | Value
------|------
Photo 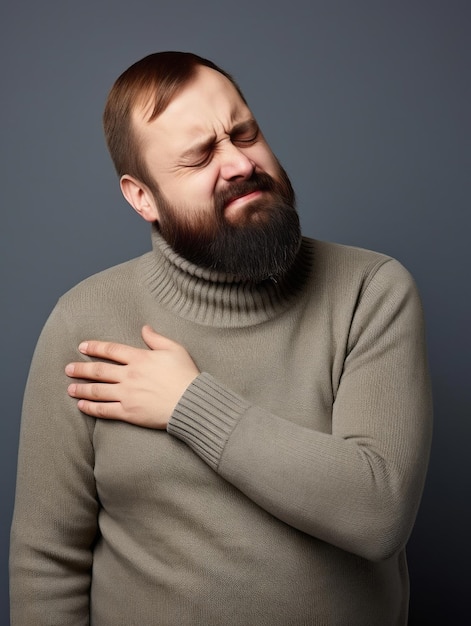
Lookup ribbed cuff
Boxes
[167,373,251,471]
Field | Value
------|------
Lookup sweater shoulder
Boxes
[297,237,421,320]
[45,252,155,341]
[57,252,151,311]
[305,236,392,269]
[303,237,414,287]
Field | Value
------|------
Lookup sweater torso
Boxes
[11,227,432,625]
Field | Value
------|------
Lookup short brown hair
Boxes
[103,51,245,189]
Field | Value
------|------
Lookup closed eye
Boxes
[186,152,212,168]
[233,132,259,146]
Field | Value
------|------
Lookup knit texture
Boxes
[10,225,432,625]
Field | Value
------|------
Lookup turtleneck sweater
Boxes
[10,226,432,626]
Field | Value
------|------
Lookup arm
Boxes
[168,260,433,560]
[10,306,98,626]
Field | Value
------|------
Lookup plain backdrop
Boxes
[1,1,470,624]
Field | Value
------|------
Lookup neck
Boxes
[140,224,313,328]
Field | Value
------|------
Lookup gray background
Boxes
[1,1,469,624]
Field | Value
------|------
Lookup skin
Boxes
[66,66,282,426]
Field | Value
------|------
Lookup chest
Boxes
[151,302,349,432]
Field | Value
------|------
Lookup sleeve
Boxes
[10,304,98,626]
[167,259,433,561]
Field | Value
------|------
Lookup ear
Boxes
[120,175,160,223]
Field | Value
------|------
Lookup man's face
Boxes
[131,66,301,281]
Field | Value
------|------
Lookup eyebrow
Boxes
[179,118,259,162]
[230,118,259,138]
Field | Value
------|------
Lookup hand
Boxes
[65,325,199,428]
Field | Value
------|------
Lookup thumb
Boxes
[141,325,177,351]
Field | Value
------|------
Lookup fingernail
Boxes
[68,384,76,396]
[79,342,88,353]
[65,364,74,375]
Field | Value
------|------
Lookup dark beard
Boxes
[155,167,301,283]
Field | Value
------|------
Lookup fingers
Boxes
[67,382,125,420]
[141,325,179,351]
[78,340,137,364]
[67,382,119,402]
[65,361,123,382]
[71,331,180,365]
[75,399,125,420]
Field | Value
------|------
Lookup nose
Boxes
[219,142,255,181]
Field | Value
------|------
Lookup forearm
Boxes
[169,371,431,560]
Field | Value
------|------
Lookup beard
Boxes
[153,165,301,283]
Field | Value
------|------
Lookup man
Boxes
[10,51,432,625]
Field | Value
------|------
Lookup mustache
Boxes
[215,172,283,211]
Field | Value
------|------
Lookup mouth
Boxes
[224,190,263,212]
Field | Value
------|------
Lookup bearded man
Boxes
[10,52,432,626]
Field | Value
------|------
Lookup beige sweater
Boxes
[10,227,432,625]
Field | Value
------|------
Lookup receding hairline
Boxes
[133,64,244,125]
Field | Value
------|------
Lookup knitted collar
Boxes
[141,224,313,328]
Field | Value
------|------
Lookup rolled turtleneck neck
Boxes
[139,224,314,328]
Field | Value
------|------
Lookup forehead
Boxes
[133,66,252,155]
